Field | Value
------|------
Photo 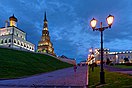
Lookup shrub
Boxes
[125,63,132,66]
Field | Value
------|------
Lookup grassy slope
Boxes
[89,66,132,88]
[0,47,72,78]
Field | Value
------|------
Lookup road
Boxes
[0,66,88,88]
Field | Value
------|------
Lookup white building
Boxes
[108,51,132,63]
[0,15,35,52]
[94,48,132,64]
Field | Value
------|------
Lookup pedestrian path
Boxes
[0,66,88,88]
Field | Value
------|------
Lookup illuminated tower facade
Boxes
[9,14,18,27]
[37,12,55,56]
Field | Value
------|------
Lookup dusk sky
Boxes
[0,0,132,63]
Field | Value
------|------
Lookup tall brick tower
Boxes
[37,12,55,56]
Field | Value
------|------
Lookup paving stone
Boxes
[0,66,89,88]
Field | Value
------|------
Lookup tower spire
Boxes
[43,12,48,29]
[44,12,47,21]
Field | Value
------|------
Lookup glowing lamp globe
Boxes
[90,18,97,29]
[106,15,114,27]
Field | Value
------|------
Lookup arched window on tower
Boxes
[49,43,51,47]
[42,49,46,53]
[42,38,45,41]
[44,42,48,45]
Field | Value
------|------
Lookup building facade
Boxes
[0,15,35,52]
[94,48,132,64]
[37,12,55,56]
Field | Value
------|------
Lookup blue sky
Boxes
[0,0,132,63]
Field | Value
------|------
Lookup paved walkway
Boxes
[104,65,132,75]
[0,66,88,88]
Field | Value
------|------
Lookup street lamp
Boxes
[90,14,114,84]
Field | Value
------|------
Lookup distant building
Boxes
[94,48,132,64]
[107,50,132,63]
[37,12,55,56]
[57,55,76,65]
[0,14,35,52]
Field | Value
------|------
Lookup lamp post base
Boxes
[100,71,105,84]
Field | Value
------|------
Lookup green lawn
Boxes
[89,66,132,88]
[113,65,132,69]
[0,47,72,78]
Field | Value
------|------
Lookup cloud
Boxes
[1,0,132,63]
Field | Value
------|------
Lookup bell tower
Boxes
[37,12,55,56]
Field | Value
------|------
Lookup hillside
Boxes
[0,47,72,78]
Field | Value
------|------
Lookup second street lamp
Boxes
[90,14,114,84]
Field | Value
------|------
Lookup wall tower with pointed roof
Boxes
[37,12,55,56]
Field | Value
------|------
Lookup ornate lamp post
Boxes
[90,15,114,84]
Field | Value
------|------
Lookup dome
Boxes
[9,14,18,22]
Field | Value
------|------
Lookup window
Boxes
[24,44,26,47]
[1,40,3,44]
[18,41,20,45]
[14,40,16,43]
[9,39,11,43]
[21,43,23,46]
[5,39,7,43]
[43,49,46,53]
[30,47,31,49]
[44,42,48,45]
[49,43,51,47]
